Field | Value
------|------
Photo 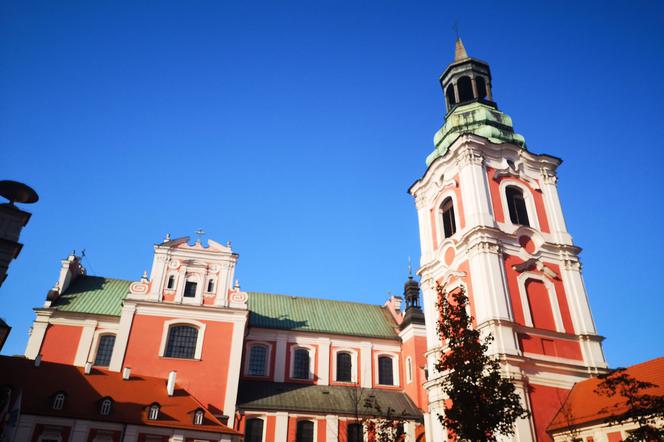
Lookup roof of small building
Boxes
[52,276,131,316]
[548,357,664,433]
[237,380,422,420]
[0,356,239,435]
[247,292,399,339]
[48,276,400,339]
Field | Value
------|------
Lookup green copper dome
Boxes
[426,102,526,166]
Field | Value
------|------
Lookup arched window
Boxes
[347,423,363,442]
[245,418,264,442]
[94,334,116,367]
[336,352,352,382]
[440,197,457,238]
[378,356,394,385]
[293,348,310,380]
[164,325,198,359]
[296,420,314,442]
[446,84,456,109]
[506,186,530,227]
[99,397,113,416]
[457,76,474,102]
[52,392,65,410]
[476,76,487,99]
[206,279,215,292]
[193,409,204,425]
[167,275,175,289]
[148,403,160,420]
[248,344,268,376]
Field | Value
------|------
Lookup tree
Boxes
[435,284,529,441]
[594,368,664,442]
[346,385,409,442]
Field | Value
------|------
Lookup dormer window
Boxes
[167,275,175,290]
[184,281,197,298]
[52,392,65,410]
[99,397,113,416]
[193,409,204,425]
[206,279,214,293]
[148,403,160,420]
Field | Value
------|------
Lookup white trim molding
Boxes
[244,341,273,377]
[374,352,400,387]
[289,345,316,381]
[517,272,565,333]
[331,348,358,384]
[158,318,206,360]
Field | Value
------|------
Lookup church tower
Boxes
[409,39,608,442]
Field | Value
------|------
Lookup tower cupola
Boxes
[440,38,495,113]
[400,272,425,330]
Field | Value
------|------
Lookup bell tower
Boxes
[409,39,608,442]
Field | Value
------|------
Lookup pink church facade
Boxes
[12,40,614,442]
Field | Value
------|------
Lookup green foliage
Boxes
[435,284,528,441]
[595,368,664,442]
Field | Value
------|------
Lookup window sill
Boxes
[159,355,201,362]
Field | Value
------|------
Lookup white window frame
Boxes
[52,393,65,410]
[374,352,400,387]
[38,429,63,442]
[295,418,318,442]
[91,332,117,367]
[406,356,413,384]
[99,397,113,415]
[148,404,160,420]
[158,319,206,360]
[517,272,565,333]
[499,180,541,231]
[181,273,203,304]
[332,348,358,383]
[434,190,462,244]
[244,341,272,377]
[243,414,267,442]
[289,345,316,381]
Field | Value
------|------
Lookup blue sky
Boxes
[1,1,662,366]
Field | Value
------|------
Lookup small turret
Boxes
[400,267,425,330]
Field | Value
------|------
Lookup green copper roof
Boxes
[237,380,422,419]
[52,276,131,316]
[426,102,526,166]
[247,292,399,339]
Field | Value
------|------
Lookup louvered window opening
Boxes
[165,325,198,359]
[506,186,530,227]
[441,197,456,238]
[94,335,116,367]
[293,349,310,380]
[336,352,352,382]
[248,345,267,376]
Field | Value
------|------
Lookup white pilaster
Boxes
[325,415,338,442]
[274,334,288,382]
[70,420,90,442]
[109,303,136,372]
[73,319,97,367]
[539,172,572,245]
[275,412,289,442]
[223,315,248,427]
[24,314,50,360]
[318,338,330,386]
[359,342,373,388]
[457,145,494,228]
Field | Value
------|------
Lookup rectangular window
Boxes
[94,335,116,367]
[293,349,310,380]
[184,281,197,298]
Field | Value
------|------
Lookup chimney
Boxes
[84,362,92,374]
[122,367,131,380]
[34,355,41,367]
[167,371,176,396]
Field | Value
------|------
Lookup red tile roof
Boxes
[548,357,664,432]
[0,356,240,435]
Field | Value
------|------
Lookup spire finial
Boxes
[408,256,413,278]
[194,228,205,244]
[454,37,469,61]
